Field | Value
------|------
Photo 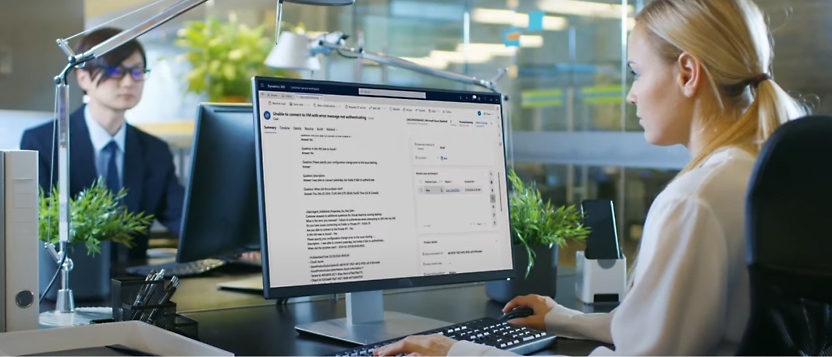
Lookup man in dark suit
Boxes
[20,27,184,262]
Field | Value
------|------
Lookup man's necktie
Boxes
[104,141,120,192]
[104,140,124,263]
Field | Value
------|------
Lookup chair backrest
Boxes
[737,115,832,355]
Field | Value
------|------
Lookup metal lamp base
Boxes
[56,288,75,313]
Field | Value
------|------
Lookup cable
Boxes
[39,88,61,304]
[336,48,360,59]
[39,252,65,304]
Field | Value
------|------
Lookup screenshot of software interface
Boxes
[256,83,513,289]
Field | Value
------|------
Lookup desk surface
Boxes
[163,271,614,356]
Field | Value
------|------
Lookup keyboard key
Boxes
[332,317,555,356]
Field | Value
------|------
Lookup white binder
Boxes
[0,150,39,332]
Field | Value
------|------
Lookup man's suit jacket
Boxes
[20,105,185,261]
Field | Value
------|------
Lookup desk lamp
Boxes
[264,29,513,161]
[44,0,354,323]
[266,31,505,92]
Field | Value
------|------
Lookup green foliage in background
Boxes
[508,169,590,278]
[38,178,155,256]
[174,13,297,102]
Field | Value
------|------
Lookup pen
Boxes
[129,270,156,320]
[144,276,180,324]
[132,269,166,320]
[144,269,166,302]
[132,269,156,307]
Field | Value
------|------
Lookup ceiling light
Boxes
[472,8,568,31]
[519,35,544,47]
[458,43,518,57]
[400,49,495,70]
[456,36,543,57]
[430,50,493,64]
[537,0,634,19]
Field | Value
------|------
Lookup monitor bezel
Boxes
[251,76,516,299]
[177,102,261,263]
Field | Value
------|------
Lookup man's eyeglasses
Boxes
[96,65,151,81]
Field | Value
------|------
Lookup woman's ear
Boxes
[676,52,703,98]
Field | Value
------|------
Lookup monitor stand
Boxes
[294,290,451,345]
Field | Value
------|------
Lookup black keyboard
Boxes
[333,318,556,356]
[125,258,228,277]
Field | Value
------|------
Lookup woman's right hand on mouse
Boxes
[503,294,556,331]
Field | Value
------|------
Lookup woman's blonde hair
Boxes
[637,0,809,174]
[626,0,810,287]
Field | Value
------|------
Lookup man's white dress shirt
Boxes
[84,105,126,187]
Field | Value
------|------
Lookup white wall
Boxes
[0,0,85,112]
[0,110,52,150]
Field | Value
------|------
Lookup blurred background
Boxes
[0,0,825,266]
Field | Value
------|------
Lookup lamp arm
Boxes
[68,0,208,66]
[317,41,506,93]
[50,0,210,314]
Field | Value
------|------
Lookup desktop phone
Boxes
[581,199,622,260]
[252,77,555,355]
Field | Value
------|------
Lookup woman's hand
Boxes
[374,334,457,356]
[503,294,557,331]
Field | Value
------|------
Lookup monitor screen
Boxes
[177,103,261,263]
[252,78,514,298]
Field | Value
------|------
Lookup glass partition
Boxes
[80,0,829,264]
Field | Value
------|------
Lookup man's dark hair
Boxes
[74,27,147,87]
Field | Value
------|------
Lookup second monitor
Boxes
[176,103,261,264]
[126,103,261,278]
[252,77,515,344]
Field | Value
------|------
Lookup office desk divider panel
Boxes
[0,320,231,356]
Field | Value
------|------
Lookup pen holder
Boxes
[111,277,165,318]
[111,278,176,327]
[108,277,198,339]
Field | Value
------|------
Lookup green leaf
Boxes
[38,178,155,256]
[507,168,591,275]
[173,13,301,101]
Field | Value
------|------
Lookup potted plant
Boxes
[38,178,154,301]
[174,13,299,103]
[485,169,590,303]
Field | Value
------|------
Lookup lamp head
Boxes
[284,0,355,4]
[265,31,321,71]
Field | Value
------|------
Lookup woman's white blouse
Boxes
[448,147,755,356]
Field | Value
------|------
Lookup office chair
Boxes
[736,115,832,355]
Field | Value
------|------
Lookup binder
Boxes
[0,150,39,332]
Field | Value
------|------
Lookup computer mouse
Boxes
[498,306,535,322]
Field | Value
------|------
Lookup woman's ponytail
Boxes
[677,75,810,175]
[749,77,809,147]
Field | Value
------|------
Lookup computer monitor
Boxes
[252,77,514,344]
[176,103,261,263]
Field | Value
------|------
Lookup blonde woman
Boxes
[374,0,808,355]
